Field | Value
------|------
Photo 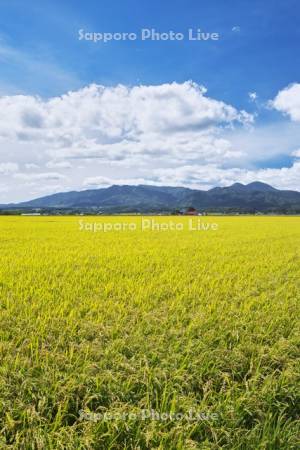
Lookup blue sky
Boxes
[0,0,300,201]
[1,0,299,106]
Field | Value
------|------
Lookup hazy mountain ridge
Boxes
[2,181,300,213]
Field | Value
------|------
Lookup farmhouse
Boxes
[179,207,201,216]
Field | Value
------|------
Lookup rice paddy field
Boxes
[0,215,299,449]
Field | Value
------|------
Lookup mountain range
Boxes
[2,182,300,213]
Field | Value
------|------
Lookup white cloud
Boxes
[248,92,257,102]
[0,81,252,167]
[14,172,67,182]
[83,176,156,188]
[2,81,300,200]
[46,160,72,169]
[28,184,68,196]
[82,160,300,192]
[25,163,40,169]
[154,161,300,191]
[272,83,300,121]
[0,162,19,174]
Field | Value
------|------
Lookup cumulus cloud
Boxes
[0,81,252,166]
[272,83,300,121]
[2,81,300,201]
